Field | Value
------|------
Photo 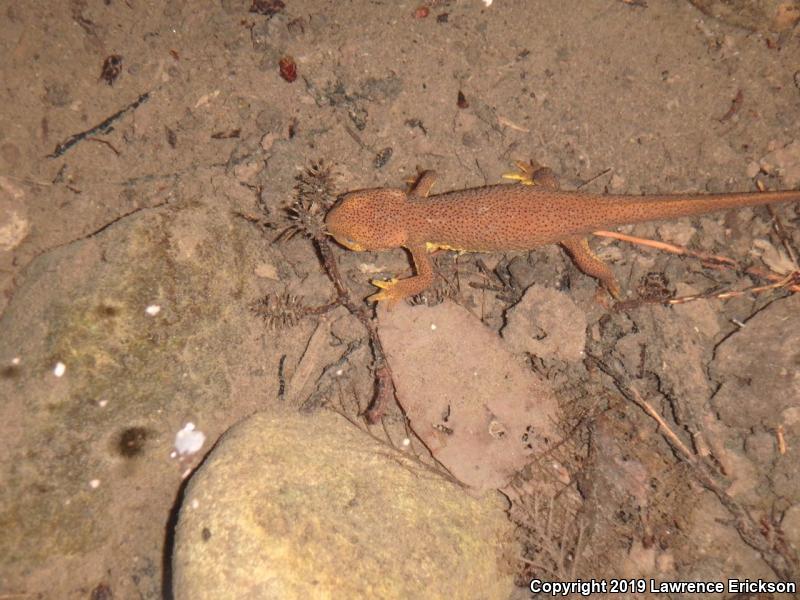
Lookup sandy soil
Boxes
[1,0,799,598]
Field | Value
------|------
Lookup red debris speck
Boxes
[414,6,430,18]
[250,0,285,16]
[279,56,297,83]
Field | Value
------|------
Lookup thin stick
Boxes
[48,91,150,158]
[595,230,800,293]
[314,232,397,423]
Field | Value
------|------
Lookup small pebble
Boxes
[175,422,206,456]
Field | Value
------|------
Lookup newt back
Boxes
[324,169,800,306]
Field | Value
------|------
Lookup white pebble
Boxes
[145,304,161,316]
[89,479,100,489]
[174,422,206,456]
[53,362,66,377]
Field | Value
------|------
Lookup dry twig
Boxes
[595,229,800,295]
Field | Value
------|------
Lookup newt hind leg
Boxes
[560,236,622,299]
[409,170,438,197]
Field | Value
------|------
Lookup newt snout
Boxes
[325,188,409,251]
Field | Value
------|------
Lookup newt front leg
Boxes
[410,170,438,197]
[369,243,435,308]
[362,171,441,308]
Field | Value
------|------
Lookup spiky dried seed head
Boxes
[252,293,306,329]
[295,160,338,206]
[276,160,339,241]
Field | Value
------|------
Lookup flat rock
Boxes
[688,0,800,32]
[172,410,516,600]
[377,301,561,492]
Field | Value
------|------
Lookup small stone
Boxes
[760,140,800,188]
[656,221,696,247]
[781,504,800,550]
[745,160,761,179]
[609,173,627,191]
[0,181,29,251]
[0,208,29,251]
[254,262,278,279]
[502,285,587,363]
[174,422,205,456]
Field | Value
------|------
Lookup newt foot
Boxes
[501,159,540,185]
[368,277,403,307]
[606,279,622,300]
[502,159,560,190]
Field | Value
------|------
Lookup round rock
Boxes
[172,410,516,599]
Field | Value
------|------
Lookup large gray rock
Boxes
[0,200,280,598]
[172,410,516,600]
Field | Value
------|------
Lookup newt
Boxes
[324,163,800,306]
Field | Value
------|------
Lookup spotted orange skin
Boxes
[325,178,800,305]
[328,184,798,252]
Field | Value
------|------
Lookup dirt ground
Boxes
[1,0,800,598]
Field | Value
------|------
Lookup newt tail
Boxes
[325,166,800,306]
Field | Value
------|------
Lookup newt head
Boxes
[325,188,409,251]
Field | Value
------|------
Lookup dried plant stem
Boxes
[594,230,800,293]
[628,384,694,459]
[765,204,799,270]
[313,232,397,423]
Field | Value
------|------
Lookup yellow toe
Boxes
[368,278,402,305]
[370,277,398,291]
[501,172,530,183]
[501,160,537,185]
